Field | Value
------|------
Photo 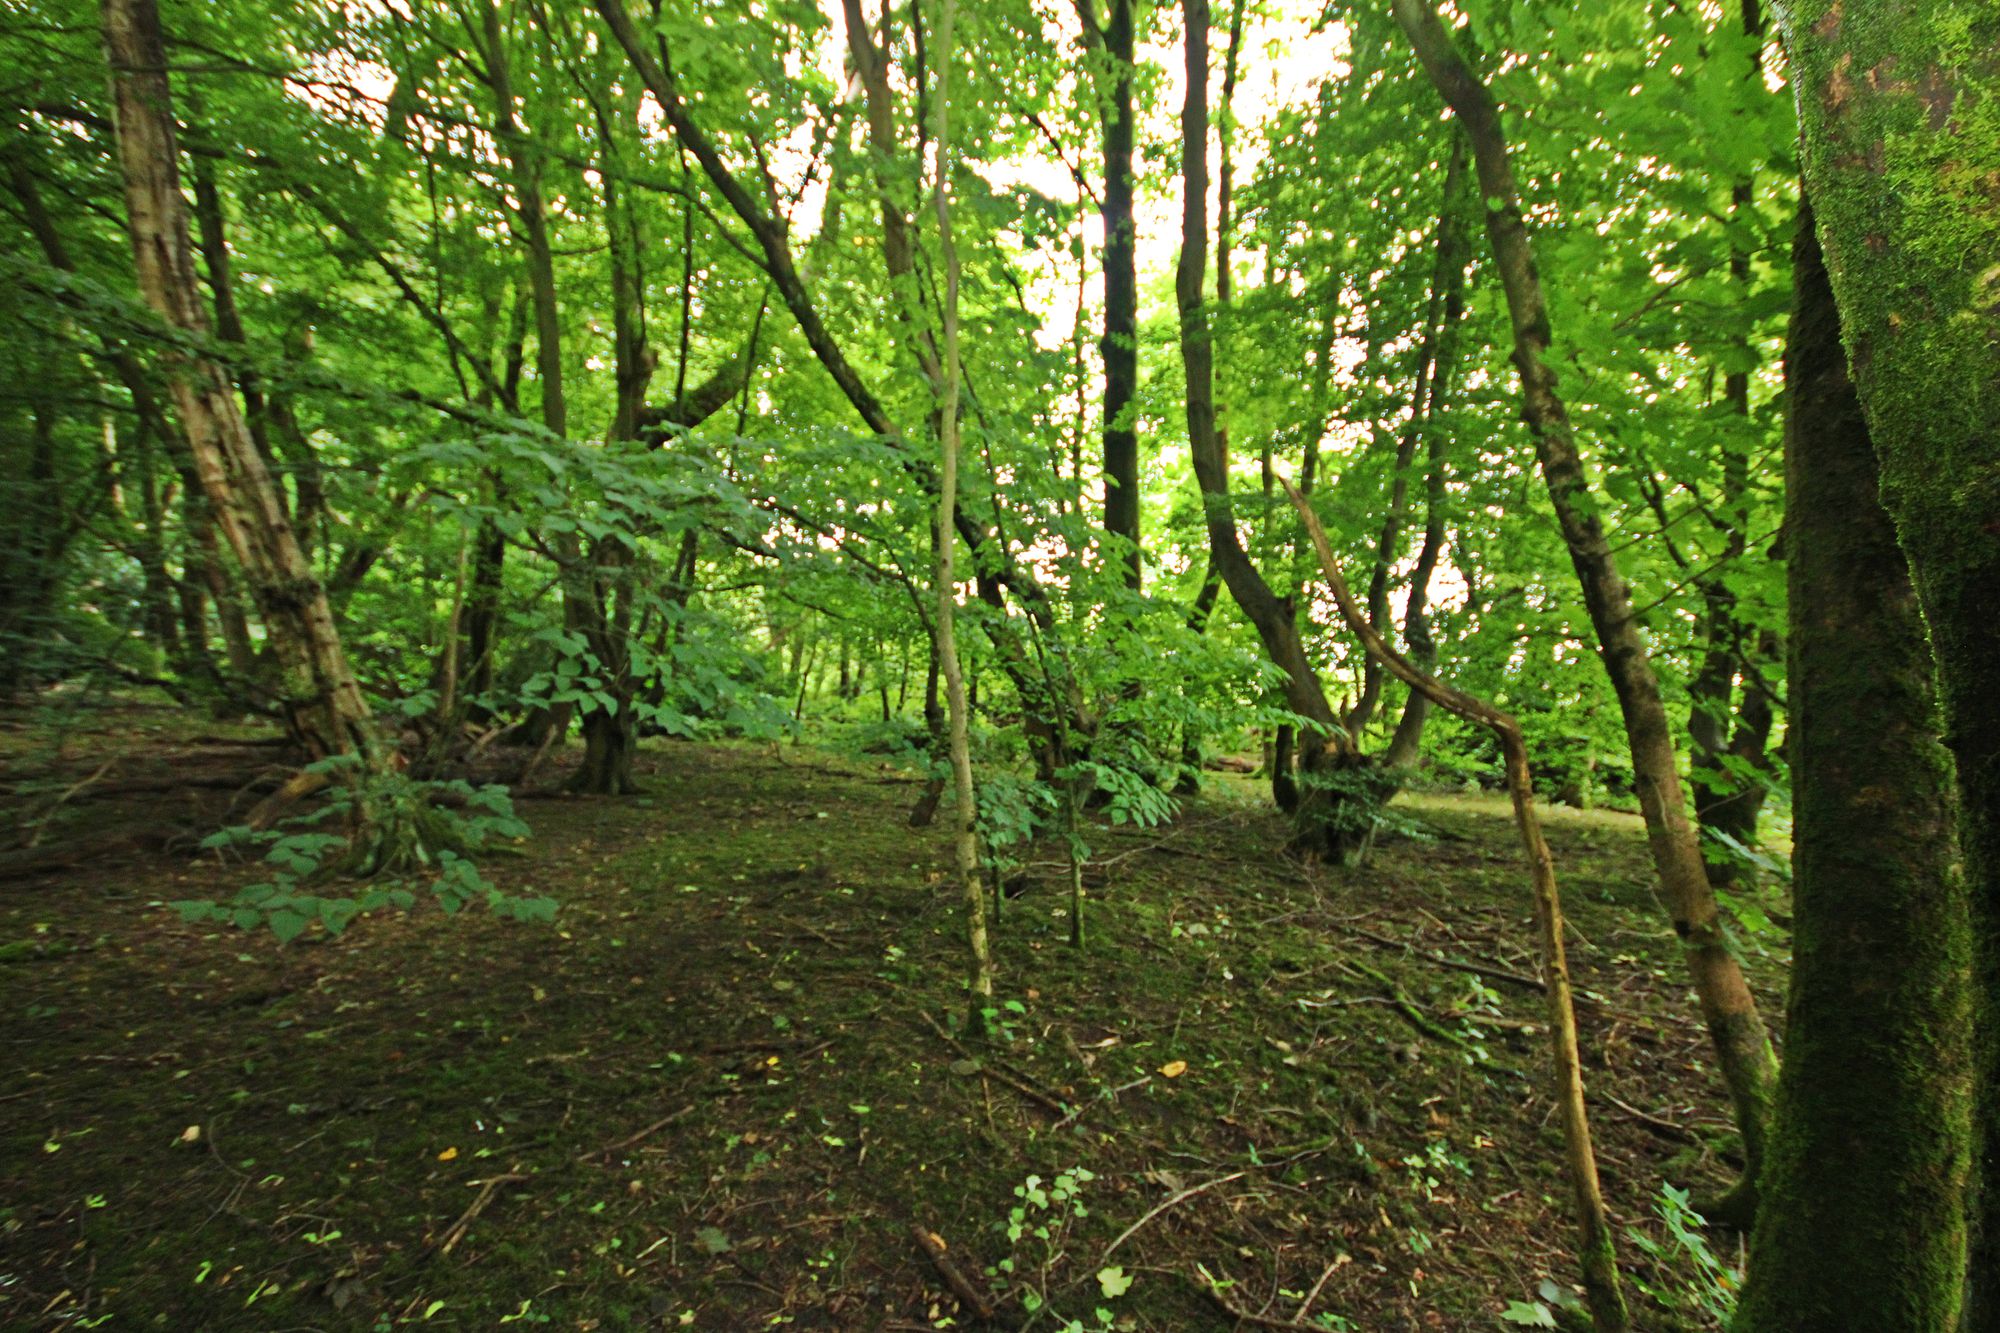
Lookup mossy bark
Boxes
[1735,206,1971,1332]
[1778,5,2000,1319]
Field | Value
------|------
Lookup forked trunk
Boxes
[1179,0,1378,862]
[1779,0,2000,1311]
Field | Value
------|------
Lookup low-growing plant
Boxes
[177,758,553,940]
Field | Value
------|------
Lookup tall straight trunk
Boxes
[1686,0,1776,888]
[1390,0,1778,1215]
[464,292,529,713]
[840,0,1091,781]
[1780,3,2000,1314]
[1383,162,1470,772]
[102,0,380,766]
[1735,203,1971,1333]
[1356,134,1468,738]
[1180,0,1372,861]
[1078,0,1140,588]
[927,0,994,1031]
[482,1,633,794]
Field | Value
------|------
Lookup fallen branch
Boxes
[584,1104,696,1161]
[433,1172,527,1257]
[907,1220,996,1322]
[1101,1170,1247,1261]
[1191,1268,1331,1330]
[1285,475,1627,1328]
[917,1010,1070,1118]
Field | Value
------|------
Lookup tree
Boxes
[926,0,995,1028]
[99,0,384,773]
[1389,0,1779,1218]
[1178,0,1374,861]
[1734,202,1972,1332]
[1077,0,1142,590]
[1777,4,2000,1312]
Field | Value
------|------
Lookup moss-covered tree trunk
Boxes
[1735,204,1972,1332]
[1391,0,1779,1217]
[1777,6,2000,1317]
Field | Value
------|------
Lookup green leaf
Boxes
[267,909,310,944]
[1097,1265,1134,1299]
[1499,1301,1557,1327]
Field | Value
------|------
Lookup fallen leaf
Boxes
[178,1125,201,1144]
[437,1146,459,1162]
[1158,1060,1188,1078]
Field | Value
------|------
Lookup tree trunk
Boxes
[1178,0,1375,861]
[1735,204,1972,1332]
[1176,0,1384,856]
[1778,9,2000,1312]
[102,0,381,766]
[1352,136,1465,737]
[929,0,995,1031]
[1390,0,1778,1216]
[1078,0,1141,589]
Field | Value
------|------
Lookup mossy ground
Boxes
[0,703,1785,1330]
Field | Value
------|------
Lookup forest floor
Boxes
[0,701,1784,1332]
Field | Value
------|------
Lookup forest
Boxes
[1,0,1995,1328]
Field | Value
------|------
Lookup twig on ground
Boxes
[583,1104,696,1161]
[907,1220,996,1321]
[1101,1171,1248,1261]
[434,1172,528,1256]
[1191,1268,1331,1330]
[917,1010,1070,1118]
[1599,1092,1701,1144]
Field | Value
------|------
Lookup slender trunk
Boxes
[1385,143,1471,772]
[1735,204,1972,1332]
[1288,477,1627,1331]
[1391,0,1778,1213]
[928,0,994,1029]
[1779,4,2000,1312]
[1356,135,1468,738]
[1688,6,1775,885]
[102,0,380,767]
[482,2,633,794]
[1078,0,1140,588]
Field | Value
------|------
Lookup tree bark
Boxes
[1390,0,1778,1216]
[1733,201,1973,1333]
[1078,0,1141,588]
[101,0,381,767]
[1777,7,2000,1312]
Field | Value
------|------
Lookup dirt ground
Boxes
[1,703,1779,1330]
